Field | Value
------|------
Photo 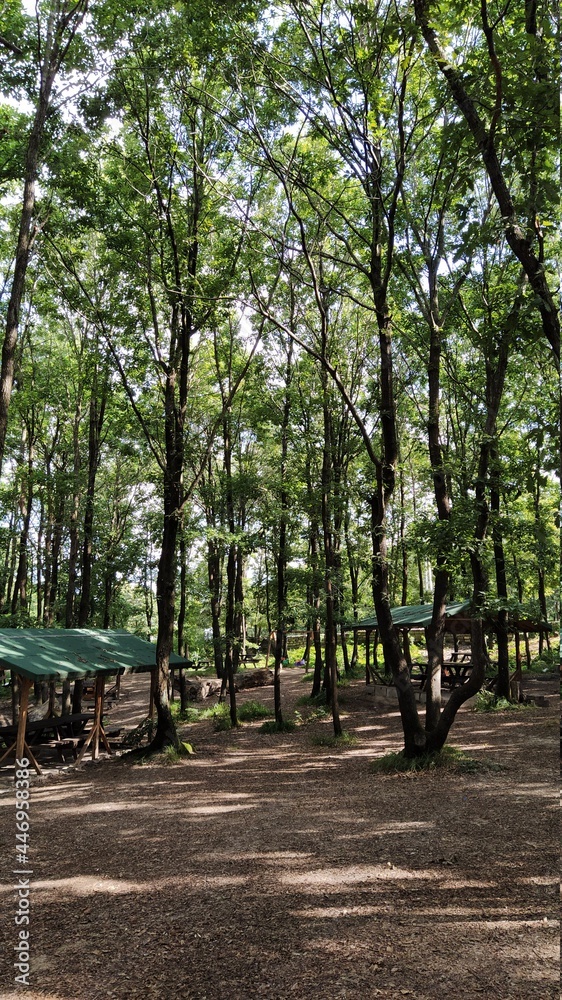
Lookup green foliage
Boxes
[530,648,558,670]
[311,730,358,748]
[371,746,503,774]
[296,694,330,721]
[473,691,532,714]
[198,702,233,730]
[237,699,274,721]
[170,702,202,723]
[259,718,297,734]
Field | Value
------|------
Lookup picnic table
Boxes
[409,655,473,690]
[0,712,94,747]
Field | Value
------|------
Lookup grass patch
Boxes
[170,701,202,722]
[473,690,534,713]
[311,730,357,748]
[197,702,234,730]
[237,699,274,721]
[371,745,503,775]
[301,671,316,683]
[339,662,365,682]
[259,718,297,734]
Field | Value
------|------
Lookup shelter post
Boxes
[76,674,111,763]
[0,675,42,775]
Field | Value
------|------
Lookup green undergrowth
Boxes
[371,745,503,775]
[171,701,202,722]
[200,702,232,730]
[296,693,331,721]
[260,718,297,734]
[162,742,195,763]
[237,699,274,721]
[172,698,274,728]
[311,730,357,748]
[473,690,534,713]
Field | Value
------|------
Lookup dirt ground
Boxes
[0,667,559,1000]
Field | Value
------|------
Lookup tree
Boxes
[0,0,89,473]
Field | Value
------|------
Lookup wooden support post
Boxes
[92,674,104,759]
[76,674,112,764]
[15,677,31,762]
[365,629,371,684]
[0,675,42,775]
[512,631,523,702]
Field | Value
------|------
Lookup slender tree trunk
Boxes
[415,0,560,367]
[490,452,510,698]
[273,338,293,726]
[177,534,188,659]
[0,2,88,474]
[207,539,224,678]
[153,465,183,750]
[65,401,82,629]
[36,499,44,624]
[11,430,35,617]
[321,379,341,737]
[78,365,106,626]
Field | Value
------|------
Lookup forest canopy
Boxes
[0,0,558,754]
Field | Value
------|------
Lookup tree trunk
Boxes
[11,430,35,617]
[78,365,107,626]
[490,453,510,699]
[207,539,224,678]
[415,0,560,367]
[65,401,82,629]
[0,1,88,474]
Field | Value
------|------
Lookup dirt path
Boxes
[0,669,558,999]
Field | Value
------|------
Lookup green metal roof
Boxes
[348,601,471,631]
[0,628,189,682]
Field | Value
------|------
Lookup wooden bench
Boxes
[53,727,121,762]
[0,712,94,748]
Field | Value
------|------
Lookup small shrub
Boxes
[530,648,558,669]
[198,702,233,730]
[371,745,503,775]
[171,702,201,722]
[260,718,296,734]
[237,700,274,722]
[296,694,330,721]
[473,690,531,713]
[311,730,357,748]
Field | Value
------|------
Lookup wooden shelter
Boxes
[0,628,189,774]
[345,601,552,682]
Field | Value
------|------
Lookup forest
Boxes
[0,0,558,757]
